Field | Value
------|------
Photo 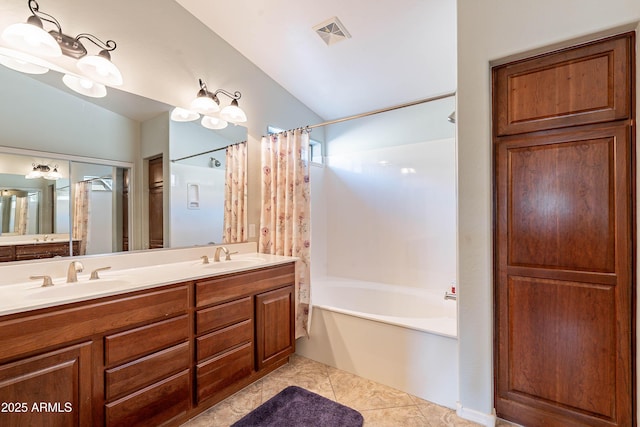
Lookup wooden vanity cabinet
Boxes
[0,261,296,426]
[193,263,296,409]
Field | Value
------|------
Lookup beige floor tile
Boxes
[182,382,262,427]
[182,355,499,427]
[362,405,429,427]
[327,366,415,411]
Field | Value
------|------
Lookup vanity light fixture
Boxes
[0,0,123,98]
[25,163,61,180]
[187,79,247,124]
[172,79,247,130]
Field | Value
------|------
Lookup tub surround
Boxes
[0,244,297,426]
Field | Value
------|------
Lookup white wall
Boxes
[0,67,139,163]
[315,99,456,292]
[456,1,640,422]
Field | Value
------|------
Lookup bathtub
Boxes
[296,276,458,408]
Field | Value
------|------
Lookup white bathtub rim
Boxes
[312,303,457,338]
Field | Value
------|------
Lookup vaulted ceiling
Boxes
[175,0,457,120]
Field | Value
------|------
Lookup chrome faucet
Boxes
[67,261,84,283]
[213,246,230,262]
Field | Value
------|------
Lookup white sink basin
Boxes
[26,279,134,300]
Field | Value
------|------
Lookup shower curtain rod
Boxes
[306,91,456,130]
[170,141,246,163]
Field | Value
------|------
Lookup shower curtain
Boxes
[16,196,28,235]
[72,181,91,255]
[259,129,311,338]
[223,142,248,243]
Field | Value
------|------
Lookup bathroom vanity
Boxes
[0,249,295,426]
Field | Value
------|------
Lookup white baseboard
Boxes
[456,402,496,427]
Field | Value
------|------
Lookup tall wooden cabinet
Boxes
[493,33,635,427]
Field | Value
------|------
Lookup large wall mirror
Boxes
[0,62,249,262]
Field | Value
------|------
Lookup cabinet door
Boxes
[255,286,294,370]
[0,342,92,427]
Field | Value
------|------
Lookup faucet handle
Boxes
[30,275,54,287]
[90,266,111,280]
[201,255,210,264]
[225,251,239,261]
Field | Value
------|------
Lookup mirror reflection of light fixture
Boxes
[201,115,228,130]
[62,74,107,98]
[25,163,61,180]
[170,107,200,122]
[0,0,122,97]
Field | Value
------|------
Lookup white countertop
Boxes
[0,249,297,317]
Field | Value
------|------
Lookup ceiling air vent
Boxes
[313,17,351,46]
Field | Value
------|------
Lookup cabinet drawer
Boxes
[196,296,251,335]
[105,370,190,427]
[196,263,295,307]
[105,342,190,400]
[0,245,14,262]
[105,315,189,367]
[197,319,252,361]
[15,242,70,260]
[0,285,189,362]
[196,342,253,404]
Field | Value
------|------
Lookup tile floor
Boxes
[181,354,518,427]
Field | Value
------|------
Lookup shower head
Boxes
[210,157,221,168]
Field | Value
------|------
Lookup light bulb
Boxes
[63,74,107,98]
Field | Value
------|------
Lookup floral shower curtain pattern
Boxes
[72,181,91,255]
[259,129,311,338]
[223,142,248,243]
[16,196,28,235]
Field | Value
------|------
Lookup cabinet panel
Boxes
[196,264,295,307]
[105,342,190,401]
[196,296,251,335]
[105,314,189,367]
[196,343,253,404]
[105,370,190,427]
[196,319,252,361]
[0,342,92,427]
[493,34,632,136]
[255,286,295,370]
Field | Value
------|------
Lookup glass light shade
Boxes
[170,107,200,122]
[0,52,48,74]
[77,52,123,86]
[220,101,247,123]
[1,20,62,58]
[63,74,107,98]
[25,168,43,179]
[190,94,220,114]
[201,115,228,130]
[44,167,61,180]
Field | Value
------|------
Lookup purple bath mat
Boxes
[231,386,364,427]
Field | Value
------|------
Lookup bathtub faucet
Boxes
[444,281,457,301]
